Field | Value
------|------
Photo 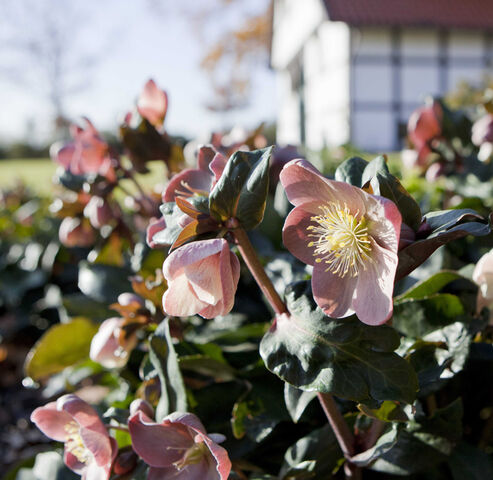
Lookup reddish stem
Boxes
[230,224,287,315]
[230,220,359,478]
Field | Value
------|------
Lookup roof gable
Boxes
[324,0,493,29]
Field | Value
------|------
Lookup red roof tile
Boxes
[324,0,493,29]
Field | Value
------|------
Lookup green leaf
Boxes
[231,378,288,442]
[179,355,236,382]
[334,156,368,186]
[259,282,418,407]
[150,202,183,247]
[369,399,463,475]
[78,261,132,303]
[448,442,493,480]
[351,425,399,467]
[279,425,342,479]
[396,270,464,301]
[358,401,408,423]
[24,318,98,380]
[209,147,273,230]
[393,294,465,338]
[149,319,187,421]
[397,209,491,280]
[284,383,317,423]
[361,156,422,231]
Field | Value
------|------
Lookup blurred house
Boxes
[270,0,493,151]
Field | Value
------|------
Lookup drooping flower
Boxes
[407,101,442,168]
[473,249,493,300]
[472,114,493,162]
[83,196,114,229]
[146,145,226,249]
[162,238,240,319]
[163,145,226,203]
[51,118,117,183]
[59,217,95,248]
[137,79,168,128]
[473,249,493,317]
[128,410,231,480]
[30,394,117,479]
[280,159,401,326]
[90,317,138,369]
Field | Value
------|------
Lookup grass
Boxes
[0,158,169,196]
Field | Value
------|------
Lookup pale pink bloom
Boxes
[147,146,226,249]
[162,238,240,319]
[163,146,226,203]
[90,317,138,369]
[146,216,167,248]
[137,79,168,128]
[473,250,493,301]
[472,114,493,146]
[30,394,117,480]
[83,196,113,229]
[128,410,231,480]
[51,119,116,182]
[407,102,442,167]
[59,217,95,248]
[280,159,402,326]
[472,114,493,162]
[129,399,154,418]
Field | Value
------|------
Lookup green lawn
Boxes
[0,158,169,195]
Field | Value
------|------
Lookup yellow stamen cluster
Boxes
[65,421,91,464]
[173,443,207,470]
[307,202,372,277]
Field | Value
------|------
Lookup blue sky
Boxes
[0,0,275,143]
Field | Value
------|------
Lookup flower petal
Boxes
[364,195,401,252]
[128,412,193,467]
[311,266,357,318]
[163,168,212,202]
[163,272,209,316]
[352,239,398,325]
[280,159,366,214]
[282,204,321,266]
[163,239,224,279]
[58,395,112,467]
[30,402,72,442]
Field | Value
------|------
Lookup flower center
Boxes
[307,202,372,277]
[65,421,91,464]
[173,442,207,470]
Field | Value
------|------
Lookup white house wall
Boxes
[276,70,302,145]
[351,27,493,152]
[303,22,351,149]
[271,0,327,71]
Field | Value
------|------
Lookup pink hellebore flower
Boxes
[83,196,114,229]
[147,146,226,249]
[473,250,493,315]
[407,102,442,167]
[128,410,231,480]
[472,114,493,162]
[59,217,95,248]
[137,79,168,128]
[280,159,402,326]
[163,146,226,203]
[162,238,240,319]
[30,394,117,480]
[52,118,116,182]
[90,317,138,369]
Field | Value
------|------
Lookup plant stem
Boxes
[317,393,355,457]
[230,221,359,478]
[317,393,361,479]
[230,224,287,315]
